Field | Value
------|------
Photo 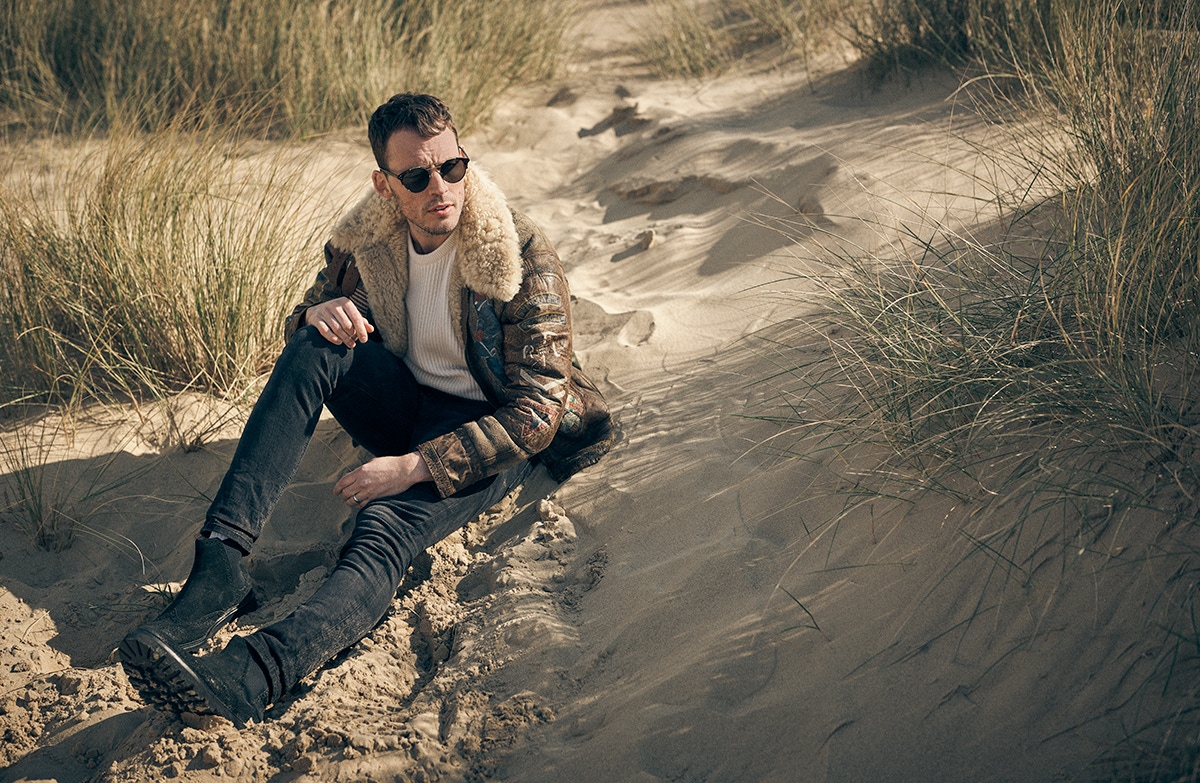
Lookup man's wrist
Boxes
[409,452,433,483]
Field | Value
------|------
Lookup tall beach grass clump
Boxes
[0,0,571,136]
[775,2,1200,770]
[0,127,335,409]
[808,0,1200,507]
[770,11,1200,766]
[0,411,152,552]
[845,0,1062,78]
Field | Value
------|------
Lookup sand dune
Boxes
[2,3,1197,782]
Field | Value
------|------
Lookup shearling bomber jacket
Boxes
[285,167,615,498]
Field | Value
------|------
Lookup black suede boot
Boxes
[133,536,257,653]
[119,630,271,728]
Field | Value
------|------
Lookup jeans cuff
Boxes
[201,518,255,557]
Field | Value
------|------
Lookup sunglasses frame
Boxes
[380,147,470,193]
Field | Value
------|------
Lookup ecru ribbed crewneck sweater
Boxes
[403,232,487,401]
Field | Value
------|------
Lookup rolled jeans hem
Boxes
[199,519,256,556]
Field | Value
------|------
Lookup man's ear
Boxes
[371,170,393,199]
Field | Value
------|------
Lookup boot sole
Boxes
[118,629,251,728]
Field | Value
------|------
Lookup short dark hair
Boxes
[368,93,458,169]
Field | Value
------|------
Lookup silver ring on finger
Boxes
[353,494,360,503]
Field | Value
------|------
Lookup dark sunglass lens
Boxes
[441,158,468,184]
[399,168,432,193]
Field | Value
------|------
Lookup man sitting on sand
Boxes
[118,92,615,726]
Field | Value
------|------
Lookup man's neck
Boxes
[409,226,453,255]
[408,229,457,265]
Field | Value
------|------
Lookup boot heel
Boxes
[119,630,270,727]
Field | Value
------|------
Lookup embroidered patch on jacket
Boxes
[519,369,567,399]
[513,292,562,322]
[470,295,507,382]
[559,392,585,435]
[519,312,568,333]
[520,401,557,439]
[522,341,566,363]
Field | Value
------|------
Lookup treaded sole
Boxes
[118,630,247,727]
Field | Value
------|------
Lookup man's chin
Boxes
[420,215,460,237]
[394,201,458,237]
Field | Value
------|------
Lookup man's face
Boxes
[371,127,465,254]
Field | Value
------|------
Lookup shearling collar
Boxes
[326,166,522,356]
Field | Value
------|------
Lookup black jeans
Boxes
[202,327,533,699]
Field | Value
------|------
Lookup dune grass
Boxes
[845,0,973,74]
[0,126,337,411]
[0,414,83,552]
[0,0,572,137]
[843,0,1063,79]
[638,0,733,79]
[0,411,154,552]
[0,123,327,550]
[758,0,1200,775]
[802,0,1200,511]
[637,0,840,78]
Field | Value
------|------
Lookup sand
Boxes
[3,2,1199,781]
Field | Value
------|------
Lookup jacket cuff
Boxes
[415,441,456,498]
[284,307,308,340]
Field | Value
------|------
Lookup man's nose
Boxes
[426,169,450,196]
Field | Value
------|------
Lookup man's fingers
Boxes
[319,316,362,345]
[350,315,375,343]
[331,306,356,342]
[341,482,367,506]
[308,298,369,346]
[314,319,341,344]
[324,324,350,346]
[335,468,369,506]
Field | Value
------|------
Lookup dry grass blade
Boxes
[0,407,154,553]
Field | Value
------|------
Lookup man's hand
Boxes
[334,453,434,507]
[303,297,374,346]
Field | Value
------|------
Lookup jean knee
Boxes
[285,325,341,358]
[276,326,350,375]
[339,511,421,585]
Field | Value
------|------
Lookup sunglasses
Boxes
[380,149,470,193]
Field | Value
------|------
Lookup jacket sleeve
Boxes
[283,243,354,338]
[416,222,574,497]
